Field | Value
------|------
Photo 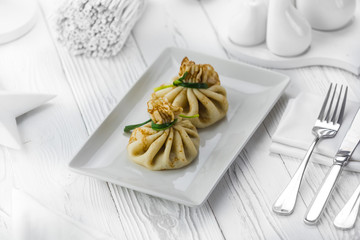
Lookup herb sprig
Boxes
[154,72,209,92]
[179,114,199,118]
[124,114,199,133]
[124,119,151,133]
[151,119,177,131]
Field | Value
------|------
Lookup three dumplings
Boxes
[126,57,229,170]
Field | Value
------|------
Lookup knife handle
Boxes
[304,164,343,225]
[334,184,360,229]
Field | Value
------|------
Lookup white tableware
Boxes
[228,0,267,46]
[296,0,357,31]
[267,0,312,57]
[0,0,38,44]
[217,0,360,75]
[334,184,360,229]
[68,47,289,207]
[305,106,360,225]
[270,93,360,171]
[0,92,55,149]
[273,84,347,215]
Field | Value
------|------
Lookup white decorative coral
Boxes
[56,0,145,58]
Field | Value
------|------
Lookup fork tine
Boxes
[318,83,333,121]
[337,86,348,124]
[325,84,337,122]
[331,85,343,123]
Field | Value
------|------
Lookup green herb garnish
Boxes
[124,112,200,133]
[173,71,189,83]
[153,84,174,92]
[179,114,199,118]
[151,119,177,131]
[154,72,208,92]
[124,119,151,133]
[175,82,209,89]
[124,119,177,132]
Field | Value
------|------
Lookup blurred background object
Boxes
[228,0,267,47]
[0,0,38,44]
[297,0,357,31]
[56,0,145,58]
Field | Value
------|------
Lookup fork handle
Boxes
[273,137,320,215]
[304,163,343,225]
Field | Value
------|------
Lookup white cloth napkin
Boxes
[270,93,360,172]
[12,189,116,240]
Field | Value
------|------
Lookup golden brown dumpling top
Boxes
[178,57,220,86]
[127,95,200,171]
[147,95,182,124]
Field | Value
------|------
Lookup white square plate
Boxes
[68,47,289,206]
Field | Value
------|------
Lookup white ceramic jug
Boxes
[296,0,357,31]
[267,0,312,57]
[228,0,267,46]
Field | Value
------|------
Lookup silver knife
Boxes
[333,183,360,229]
[304,106,360,225]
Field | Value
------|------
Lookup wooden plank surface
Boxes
[0,7,126,240]
[0,0,359,239]
[39,0,225,239]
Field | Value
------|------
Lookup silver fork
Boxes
[273,83,348,215]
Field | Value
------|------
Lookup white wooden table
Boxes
[1,0,360,239]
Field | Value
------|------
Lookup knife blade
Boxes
[304,106,360,225]
[336,108,360,159]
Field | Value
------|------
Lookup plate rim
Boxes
[67,47,290,206]
[217,6,360,76]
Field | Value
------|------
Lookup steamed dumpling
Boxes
[127,97,200,170]
[153,57,228,128]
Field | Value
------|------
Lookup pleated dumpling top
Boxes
[153,57,229,128]
[127,96,200,170]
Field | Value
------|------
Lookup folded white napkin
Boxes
[12,189,116,240]
[270,93,360,172]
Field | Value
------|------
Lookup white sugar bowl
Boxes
[296,0,357,31]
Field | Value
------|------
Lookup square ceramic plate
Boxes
[68,47,289,206]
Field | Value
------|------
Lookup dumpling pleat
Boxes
[174,123,199,161]
[154,85,228,128]
[127,127,170,169]
[153,128,174,169]
[169,130,187,168]
[153,85,182,103]
[172,88,189,112]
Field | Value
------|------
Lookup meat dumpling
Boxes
[127,96,200,170]
[153,57,228,128]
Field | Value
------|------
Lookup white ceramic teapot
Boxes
[296,0,357,31]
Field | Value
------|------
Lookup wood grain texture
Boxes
[1,0,359,239]
[39,0,226,239]
[275,68,360,240]
[109,184,224,240]
[201,0,360,239]
[0,148,11,240]
[132,0,228,62]
[0,7,126,239]
[209,125,324,240]
[47,0,360,238]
